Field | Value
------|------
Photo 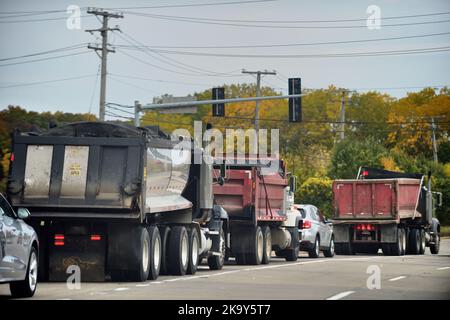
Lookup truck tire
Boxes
[10,247,38,298]
[111,226,151,282]
[246,226,264,265]
[389,228,403,256]
[158,226,171,275]
[284,245,299,262]
[323,236,335,258]
[261,226,272,264]
[147,226,161,280]
[308,236,320,258]
[186,228,200,275]
[419,229,426,255]
[208,228,226,270]
[167,226,189,276]
[408,229,420,255]
[400,228,406,256]
[430,234,440,254]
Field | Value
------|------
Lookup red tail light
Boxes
[356,224,376,232]
[90,234,101,241]
[362,170,369,177]
[10,153,14,162]
[54,234,64,246]
[301,220,312,229]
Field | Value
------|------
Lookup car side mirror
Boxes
[17,208,31,220]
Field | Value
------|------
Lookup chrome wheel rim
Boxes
[29,251,37,292]
[181,233,189,268]
[191,234,198,266]
[153,235,161,271]
[265,231,271,259]
[257,230,264,261]
[330,239,335,255]
[142,236,149,273]
[315,239,320,256]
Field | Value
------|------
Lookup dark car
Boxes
[0,193,39,298]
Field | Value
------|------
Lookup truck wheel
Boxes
[323,236,335,258]
[147,226,161,280]
[399,228,406,256]
[208,228,226,270]
[285,245,299,262]
[308,236,320,258]
[419,229,426,255]
[261,226,272,264]
[389,228,403,256]
[158,226,171,275]
[167,226,189,276]
[408,229,420,255]
[430,234,440,254]
[246,226,264,265]
[10,247,38,298]
[134,226,151,281]
[186,228,200,275]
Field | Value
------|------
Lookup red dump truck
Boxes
[332,167,442,256]
[213,157,301,264]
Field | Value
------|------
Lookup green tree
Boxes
[328,138,387,179]
[297,177,333,217]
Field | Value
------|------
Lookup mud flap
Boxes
[49,234,106,282]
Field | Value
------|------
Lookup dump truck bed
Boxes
[332,178,423,221]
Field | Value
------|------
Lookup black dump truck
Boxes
[7,122,228,281]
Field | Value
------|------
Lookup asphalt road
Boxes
[2,239,450,300]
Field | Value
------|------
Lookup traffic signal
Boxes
[288,78,302,122]
[212,87,225,117]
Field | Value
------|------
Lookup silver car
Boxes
[294,204,335,258]
[0,193,39,298]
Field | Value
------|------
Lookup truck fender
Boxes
[431,218,440,234]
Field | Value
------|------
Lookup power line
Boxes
[133,46,450,59]
[109,75,161,94]
[124,10,450,24]
[105,104,135,115]
[126,12,450,29]
[110,73,215,87]
[0,51,90,67]
[118,32,450,49]
[0,43,87,61]
[109,0,275,10]
[0,74,96,88]
[0,15,91,23]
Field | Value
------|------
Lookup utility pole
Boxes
[86,8,123,121]
[339,90,346,141]
[134,100,141,127]
[431,117,438,164]
[242,70,277,132]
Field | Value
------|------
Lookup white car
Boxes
[0,193,39,298]
[293,204,335,258]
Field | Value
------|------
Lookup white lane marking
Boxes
[114,287,129,291]
[165,278,182,282]
[161,256,381,283]
[388,276,406,282]
[437,267,450,270]
[326,291,355,300]
[136,284,150,287]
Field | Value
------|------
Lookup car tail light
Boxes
[90,234,101,241]
[301,220,312,229]
[362,170,369,177]
[54,234,64,246]
[10,153,14,162]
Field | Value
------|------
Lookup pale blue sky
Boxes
[0,0,449,119]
